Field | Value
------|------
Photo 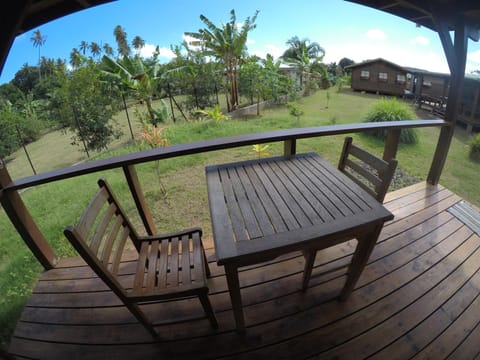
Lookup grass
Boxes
[1,88,479,349]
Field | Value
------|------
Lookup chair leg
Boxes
[124,302,159,339]
[203,248,211,277]
[302,249,317,291]
[199,291,218,329]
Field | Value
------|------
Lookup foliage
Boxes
[100,52,164,125]
[281,36,326,93]
[67,61,122,151]
[469,133,480,161]
[137,124,169,148]
[286,102,304,123]
[195,104,230,123]
[185,9,259,112]
[137,124,169,198]
[166,41,221,113]
[252,144,270,158]
[363,97,418,144]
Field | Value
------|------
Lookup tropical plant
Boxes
[185,9,259,112]
[30,29,46,79]
[100,52,163,125]
[252,144,270,158]
[195,104,230,123]
[138,124,169,197]
[132,36,146,56]
[114,25,131,57]
[287,102,304,123]
[363,98,418,144]
[281,36,326,92]
[469,133,480,161]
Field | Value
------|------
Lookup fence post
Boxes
[0,159,57,270]
[123,164,157,235]
[284,138,296,158]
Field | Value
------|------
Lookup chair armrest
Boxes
[137,227,203,242]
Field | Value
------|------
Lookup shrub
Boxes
[469,133,480,161]
[363,98,418,144]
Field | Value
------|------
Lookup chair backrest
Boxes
[338,137,398,203]
[64,179,140,298]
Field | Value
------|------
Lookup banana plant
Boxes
[100,52,164,125]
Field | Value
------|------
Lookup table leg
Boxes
[224,263,245,332]
[339,223,383,301]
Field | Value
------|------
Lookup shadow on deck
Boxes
[8,182,480,359]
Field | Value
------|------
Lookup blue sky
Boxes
[1,0,480,84]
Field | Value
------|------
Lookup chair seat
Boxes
[129,232,209,299]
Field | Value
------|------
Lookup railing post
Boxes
[0,159,57,270]
[284,138,296,158]
[383,128,401,161]
[123,165,157,235]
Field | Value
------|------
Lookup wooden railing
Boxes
[0,120,449,270]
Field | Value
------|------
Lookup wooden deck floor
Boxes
[8,182,480,359]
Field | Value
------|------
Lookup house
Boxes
[406,68,480,132]
[347,58,408,96]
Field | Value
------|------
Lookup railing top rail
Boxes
[6,119,448,191]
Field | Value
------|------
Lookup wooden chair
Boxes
[302,137,397,290]
[63,178,218,339]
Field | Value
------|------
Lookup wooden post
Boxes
[284,139,296,158]
[427,17,468,185]
[123,165,157,235]
[0,158,57,270]
[383,128,401,161]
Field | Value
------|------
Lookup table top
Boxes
[206,152,394,266]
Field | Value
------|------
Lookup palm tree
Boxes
[185,9,259,112]
[69,48,82,69]
[89,42,102,59]
[103,43,114,57]
[114,25,131,57]
[132,36,145,56]
[79,40,89,55]
[281,36,325,89]
[30,29,46,79]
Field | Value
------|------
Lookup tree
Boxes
[114,25,131,57]
[185,9,259,112]
[132,36,146,56]
[281,36,325,90]
[339,57,355,74]
[30,29,46,79]
[89,42,102,58]
[67,60,121,151]
[103,43,115,57]
[100,52,164,125]
[79,40,89,55]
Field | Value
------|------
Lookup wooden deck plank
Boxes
[11,182,480,360]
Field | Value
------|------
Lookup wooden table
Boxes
[206,152,393,332]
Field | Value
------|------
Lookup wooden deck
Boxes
[8,181,480,359]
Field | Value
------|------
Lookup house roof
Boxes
[345,0,480,42]
[346,58,407,72]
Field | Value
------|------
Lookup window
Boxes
[396,74,406,84]
[422,80,432,88]
[378,72,388,82]
[360,70,370,80]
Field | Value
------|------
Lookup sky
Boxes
[1,0,480,84]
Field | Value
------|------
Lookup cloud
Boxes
[366,29,387,41]
[411,36,429,46]
[139,43,175,60]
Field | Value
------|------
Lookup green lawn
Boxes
[1,88,479,349]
